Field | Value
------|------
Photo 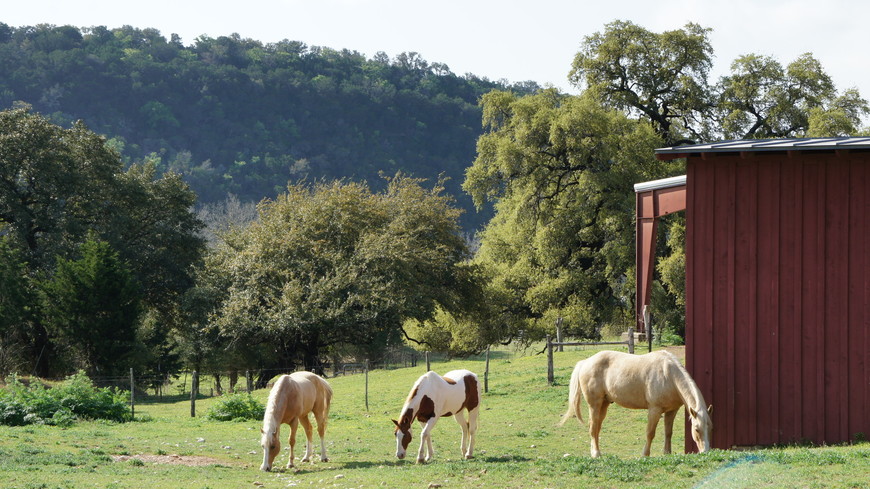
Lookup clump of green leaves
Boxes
[205,393,265,421]
[0,371,131,426]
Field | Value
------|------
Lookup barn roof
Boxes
[633,174,686,192]
[655,137,870,160]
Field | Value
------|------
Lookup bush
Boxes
[0,371,131,426]
[205,393,265,421]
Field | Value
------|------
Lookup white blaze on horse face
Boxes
[260,430,280,471]
[395,429,406,459]
[395,426,412,459]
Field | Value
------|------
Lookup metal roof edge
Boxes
[634,175,687,193]
[656,137,870,155]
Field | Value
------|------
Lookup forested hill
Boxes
[0,23,540,231]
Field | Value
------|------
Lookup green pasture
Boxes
[0,345,867,488]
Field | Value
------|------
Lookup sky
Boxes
[3,0,869,111]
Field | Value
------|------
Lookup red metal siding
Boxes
[685,151,870,450]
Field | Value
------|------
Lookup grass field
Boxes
[1,344,867,488]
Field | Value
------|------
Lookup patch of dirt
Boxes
[111,454,230,466]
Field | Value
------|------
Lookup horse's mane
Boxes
[263,375,292,434]
[663,352,707,412]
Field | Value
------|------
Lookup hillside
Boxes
[0,23,540,231]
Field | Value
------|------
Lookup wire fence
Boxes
[4,338,643,419]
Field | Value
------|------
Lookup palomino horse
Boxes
[392,369,481,464]
[260,371,333,471]
[559,350,713,457]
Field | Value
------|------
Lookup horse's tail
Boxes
[558,360,584,426]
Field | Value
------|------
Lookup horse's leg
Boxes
[643,408,664,457]
[298,414,314,463]
[587,399,609,458]
[417,418,437,464]
[662,409,678,454]
[466,407,479,459]
[287,418,299,468]
[314,408,329,462]
[453,410,470,458]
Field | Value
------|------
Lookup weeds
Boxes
[204,393,264,421]
[0,372,130,426]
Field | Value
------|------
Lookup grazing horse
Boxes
[559,350,713,458]
[259,371,333,471]
[392,369,481,464]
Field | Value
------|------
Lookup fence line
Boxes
[545,328,636,385]
[6,346,500,417]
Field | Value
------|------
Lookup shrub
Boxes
[0,371,131,426]
[205,393,265,421]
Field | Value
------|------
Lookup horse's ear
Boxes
[707,405,713,416]
[260,428,264,434]
[391,419,400,427]
[689,407,697,418]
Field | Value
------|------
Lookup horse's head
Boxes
[259,428,280,471]
[392,416,412,459]
[688,405,714,453]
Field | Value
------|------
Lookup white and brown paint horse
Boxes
[260,371,333,471]
[392,369,481,464]
[559,350,713,457]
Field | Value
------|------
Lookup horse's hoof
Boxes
[416,458,427,464]
[321,457,329,462]
[464,454,475,460]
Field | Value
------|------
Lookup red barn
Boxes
[636,138,870,451]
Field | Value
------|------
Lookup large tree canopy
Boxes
[0,107,204,305]
[463,90,681,342]
[718,53,868,138]
[204,176,475,370]
[569,20,714,145]
[0,107,204,375]
[570,21,868,145]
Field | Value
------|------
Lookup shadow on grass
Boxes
[480,455,534,463]
[286,459,406,474]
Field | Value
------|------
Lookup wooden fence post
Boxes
[627,328,635,354]
[546,336,554,385]
[364,359,369,412]
[246,370,253,393]
[425,351,430,372]
[190,370,198,417]
[129,368,135,420]
[556,317,564,352]
[484,347,490,393]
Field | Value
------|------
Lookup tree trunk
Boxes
[303,344,324,376]
[213,372,223,395]
[228,370,238,393]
